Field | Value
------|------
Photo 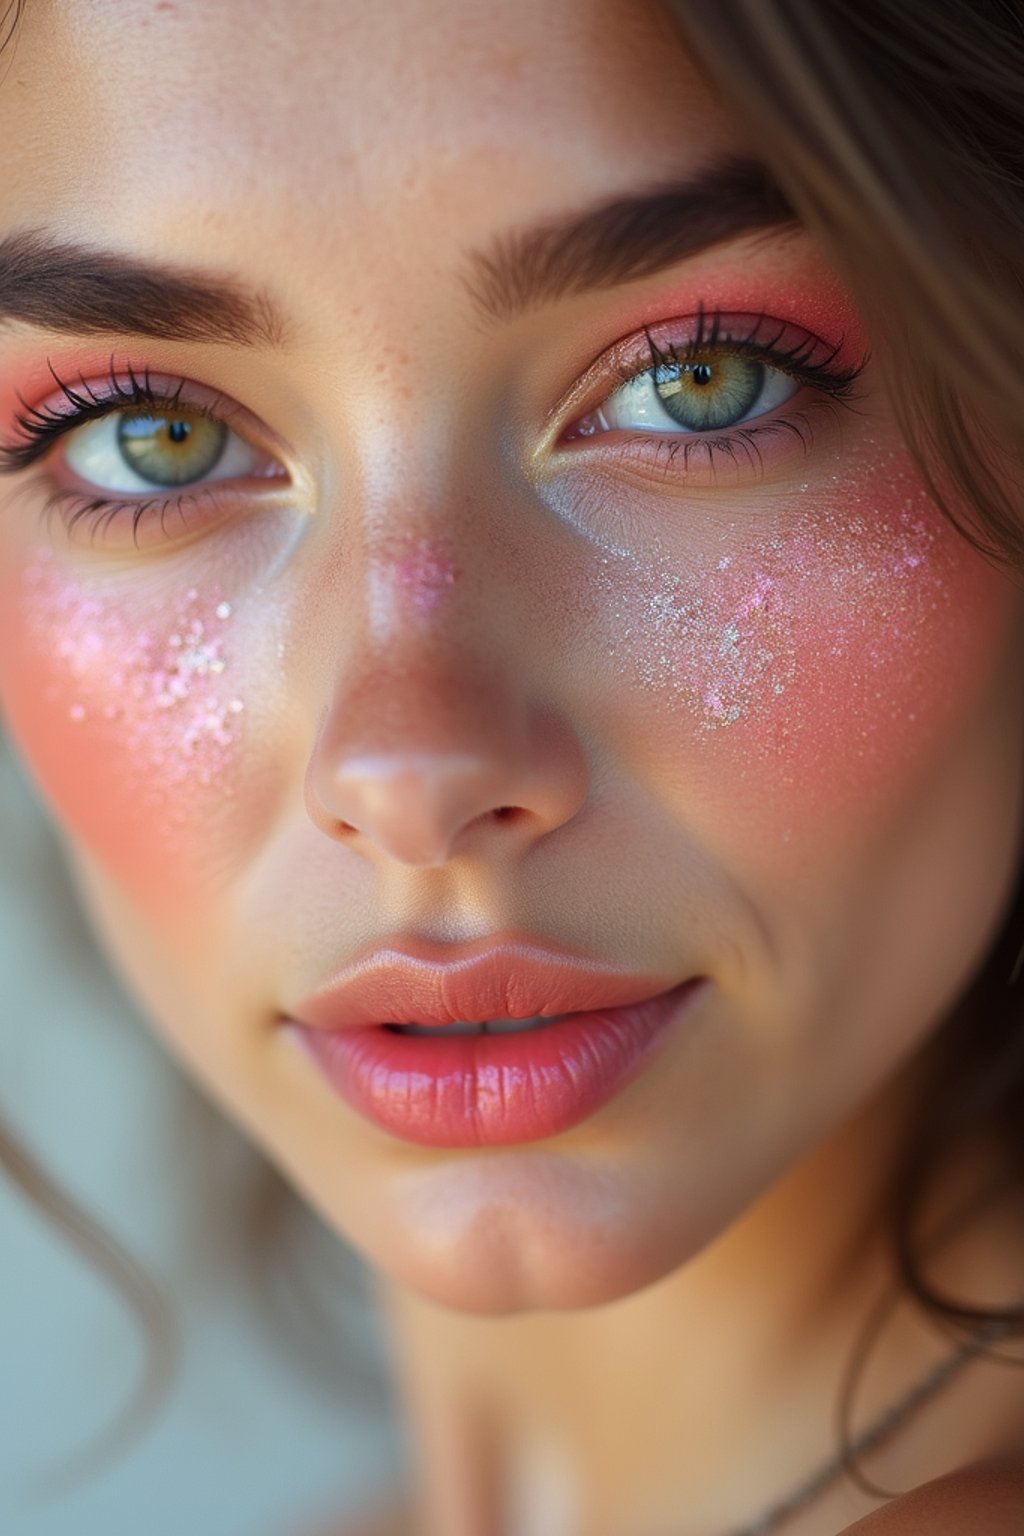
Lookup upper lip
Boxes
[287,932,683,1031]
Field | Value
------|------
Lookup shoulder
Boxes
[301,1459,1024,1536]
[839,1454,1024,1533]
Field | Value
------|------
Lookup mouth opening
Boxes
[384,1015,563,1037]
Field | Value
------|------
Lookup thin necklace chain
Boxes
[723,1293,1024,1536]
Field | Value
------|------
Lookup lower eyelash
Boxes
[37,483,216,549]
[0,360,267,549]
[612,406,833,481]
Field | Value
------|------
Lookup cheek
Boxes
[0,546,284,910]
[596,455,1023,853]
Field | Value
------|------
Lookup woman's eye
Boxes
[593,351,801,436]
[61,407,263,493]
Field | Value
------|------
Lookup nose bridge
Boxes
[304,513,588,868]
[345,517,495,744]
[365,528,463,638]
[332,621,519,765]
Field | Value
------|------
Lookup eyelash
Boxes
[0,359,229,470]
[0,312,868,549]
[0,359,258,547]
[566,306,867,473]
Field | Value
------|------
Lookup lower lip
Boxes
[284,979,705,1148]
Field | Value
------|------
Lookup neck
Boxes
[373,1051,1015,1536]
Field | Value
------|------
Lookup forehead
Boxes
[3,0,744,271]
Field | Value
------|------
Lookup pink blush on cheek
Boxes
[0,548,248,896]
[597,455,1016,807]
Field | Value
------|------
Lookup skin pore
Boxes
[2,2,1024,1533]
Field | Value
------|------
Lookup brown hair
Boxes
[4,0,1024,1507]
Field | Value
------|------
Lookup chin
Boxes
[354,1155,717,1316]
[383,1248,675,1317]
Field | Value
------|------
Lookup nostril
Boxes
[463,805,523,837]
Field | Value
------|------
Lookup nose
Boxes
[304,648,588,869]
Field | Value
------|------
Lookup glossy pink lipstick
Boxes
[283,937,705,1147]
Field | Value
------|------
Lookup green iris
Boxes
[117,411,227,486]
[654,353,765,431]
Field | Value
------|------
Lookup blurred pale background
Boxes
[0,728,408,1536]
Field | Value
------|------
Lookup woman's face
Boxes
[1,0,1022,1313]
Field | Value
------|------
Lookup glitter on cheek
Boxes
[638,558,796,731]
[0,547,250,883]
[37,570,246,792]
[591,454,1000,797]
[597,537,801,734]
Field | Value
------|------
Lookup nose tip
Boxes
[318,752,530,867]
[306,711,587,869]
[305,595,588,868]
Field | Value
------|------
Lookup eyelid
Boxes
[0,360,305,553]
[0,363,294,481]
[542,310,861,449]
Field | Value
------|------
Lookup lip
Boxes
[282,934,706,1148]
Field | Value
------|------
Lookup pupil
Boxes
[117,411,228,486]
[652,354,764,431]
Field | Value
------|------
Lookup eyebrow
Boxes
[0,229,289,347]
[0,158,794,349]
[465,157,798,322]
